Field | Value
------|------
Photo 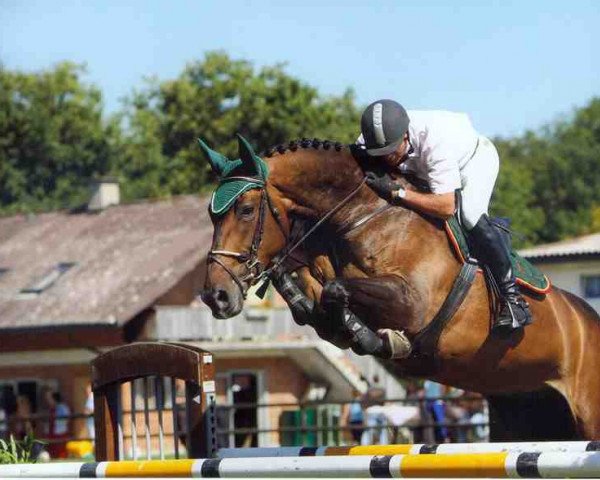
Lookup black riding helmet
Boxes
[360,99,410,156]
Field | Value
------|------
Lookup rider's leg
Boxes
[460,136,531,330]
[469,214,532,329]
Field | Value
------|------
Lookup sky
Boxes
[1,0,598,138]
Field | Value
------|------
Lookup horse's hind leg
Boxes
[569,377,600,439]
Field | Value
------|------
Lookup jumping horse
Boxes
[201,135,600,440]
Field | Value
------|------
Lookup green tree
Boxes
[0,62,119,213]
[492,136,545,246]
[492,97,600,245]
[116,51,361,200]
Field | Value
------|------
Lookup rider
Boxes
[359,99,531,331]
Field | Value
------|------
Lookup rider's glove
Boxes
[365,171,397,200]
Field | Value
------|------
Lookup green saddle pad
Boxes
[446,217,550,294]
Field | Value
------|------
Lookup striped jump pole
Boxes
[217,440,600,458]
[2,451,600,478]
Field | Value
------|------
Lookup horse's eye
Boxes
[238,204,255,218]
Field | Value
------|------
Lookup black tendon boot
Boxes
[468,215,532,331]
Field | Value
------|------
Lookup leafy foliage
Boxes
[0,53,598,246]
[492,98,600,245]
[115,51,360,200]
[0,434,44,464]
[0,62,119,213]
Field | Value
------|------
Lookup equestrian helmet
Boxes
[360,99,409,156]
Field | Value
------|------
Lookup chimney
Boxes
[88,177,120,211]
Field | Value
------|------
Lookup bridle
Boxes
[207,176,288,298]
[207,175,370,299]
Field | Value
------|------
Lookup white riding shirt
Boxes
[357,109,500,229]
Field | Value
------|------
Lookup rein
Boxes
[263,176,368,279]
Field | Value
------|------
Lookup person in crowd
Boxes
[0,392,8,440]
[467,395,490,442]
[404,381,426,442]
[11,395,33,440]
[83,383,94,440]
[423,380,450,443]
[445,388,471,442]
[43,388,71,459]
[345,389,364,443]
[0,386,16,441]
[360,377,389,445]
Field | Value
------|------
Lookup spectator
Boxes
[360,377,388,445]
[43,388,71,459]
[405,381,426,442]
[345,389,364,443]
[83,383,94,440]
[1,389,8,440]
[468,396,489,442]
[11,395,33,440]
[445,388,471,442]
[1,386,17,441]
[423,380,450,443]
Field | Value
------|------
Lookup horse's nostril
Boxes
[215,289,229,303]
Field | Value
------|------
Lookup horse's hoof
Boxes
[378,329,412,359]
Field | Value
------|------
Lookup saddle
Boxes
[445,216,551,295]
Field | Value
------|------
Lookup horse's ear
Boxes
[198,138,229,176]
[236,134,264,179]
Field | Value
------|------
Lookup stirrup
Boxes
[494,297,532,332]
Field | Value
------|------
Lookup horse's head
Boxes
[200,135,289,318]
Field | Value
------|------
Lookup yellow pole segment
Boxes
[400,452,509,478]
[345,445,414,455]
[103,459,195,477]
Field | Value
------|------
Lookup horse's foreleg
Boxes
[320,280,387,357]
[321,278,413,359]
[272,270,355,349]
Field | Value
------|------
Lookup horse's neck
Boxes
[269,147,459,280]
[269,148,366,219]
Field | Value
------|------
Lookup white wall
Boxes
[536,259,600,313]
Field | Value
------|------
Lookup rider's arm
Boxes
[394,189,455,219]
[398,138,460,219]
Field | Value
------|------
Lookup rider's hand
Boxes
[365,171,397,200]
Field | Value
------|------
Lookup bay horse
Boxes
[201,135,600,440]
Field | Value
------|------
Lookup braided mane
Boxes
[263,138,346,157]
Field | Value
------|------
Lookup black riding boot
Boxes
[468,215,532,331]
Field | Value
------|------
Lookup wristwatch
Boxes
[394,187,407,200]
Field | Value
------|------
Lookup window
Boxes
[20,262,76,294]
[0,379,51,415]
[582,275,600,299]
[216,372,260,448]
[0,268,9,279]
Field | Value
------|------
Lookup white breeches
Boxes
[459,136,500,230]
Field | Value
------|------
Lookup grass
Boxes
[0,434,45,464]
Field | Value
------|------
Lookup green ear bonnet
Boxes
[198,134,269,215]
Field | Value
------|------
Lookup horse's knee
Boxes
[321,280,350,306]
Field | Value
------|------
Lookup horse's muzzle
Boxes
[199,286,243,319]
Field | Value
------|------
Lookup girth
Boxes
[409,259,479,371]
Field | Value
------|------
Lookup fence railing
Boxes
[0,394,489,456]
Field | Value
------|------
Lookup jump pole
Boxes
[2,451,600,478]
[217,440,600,458]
